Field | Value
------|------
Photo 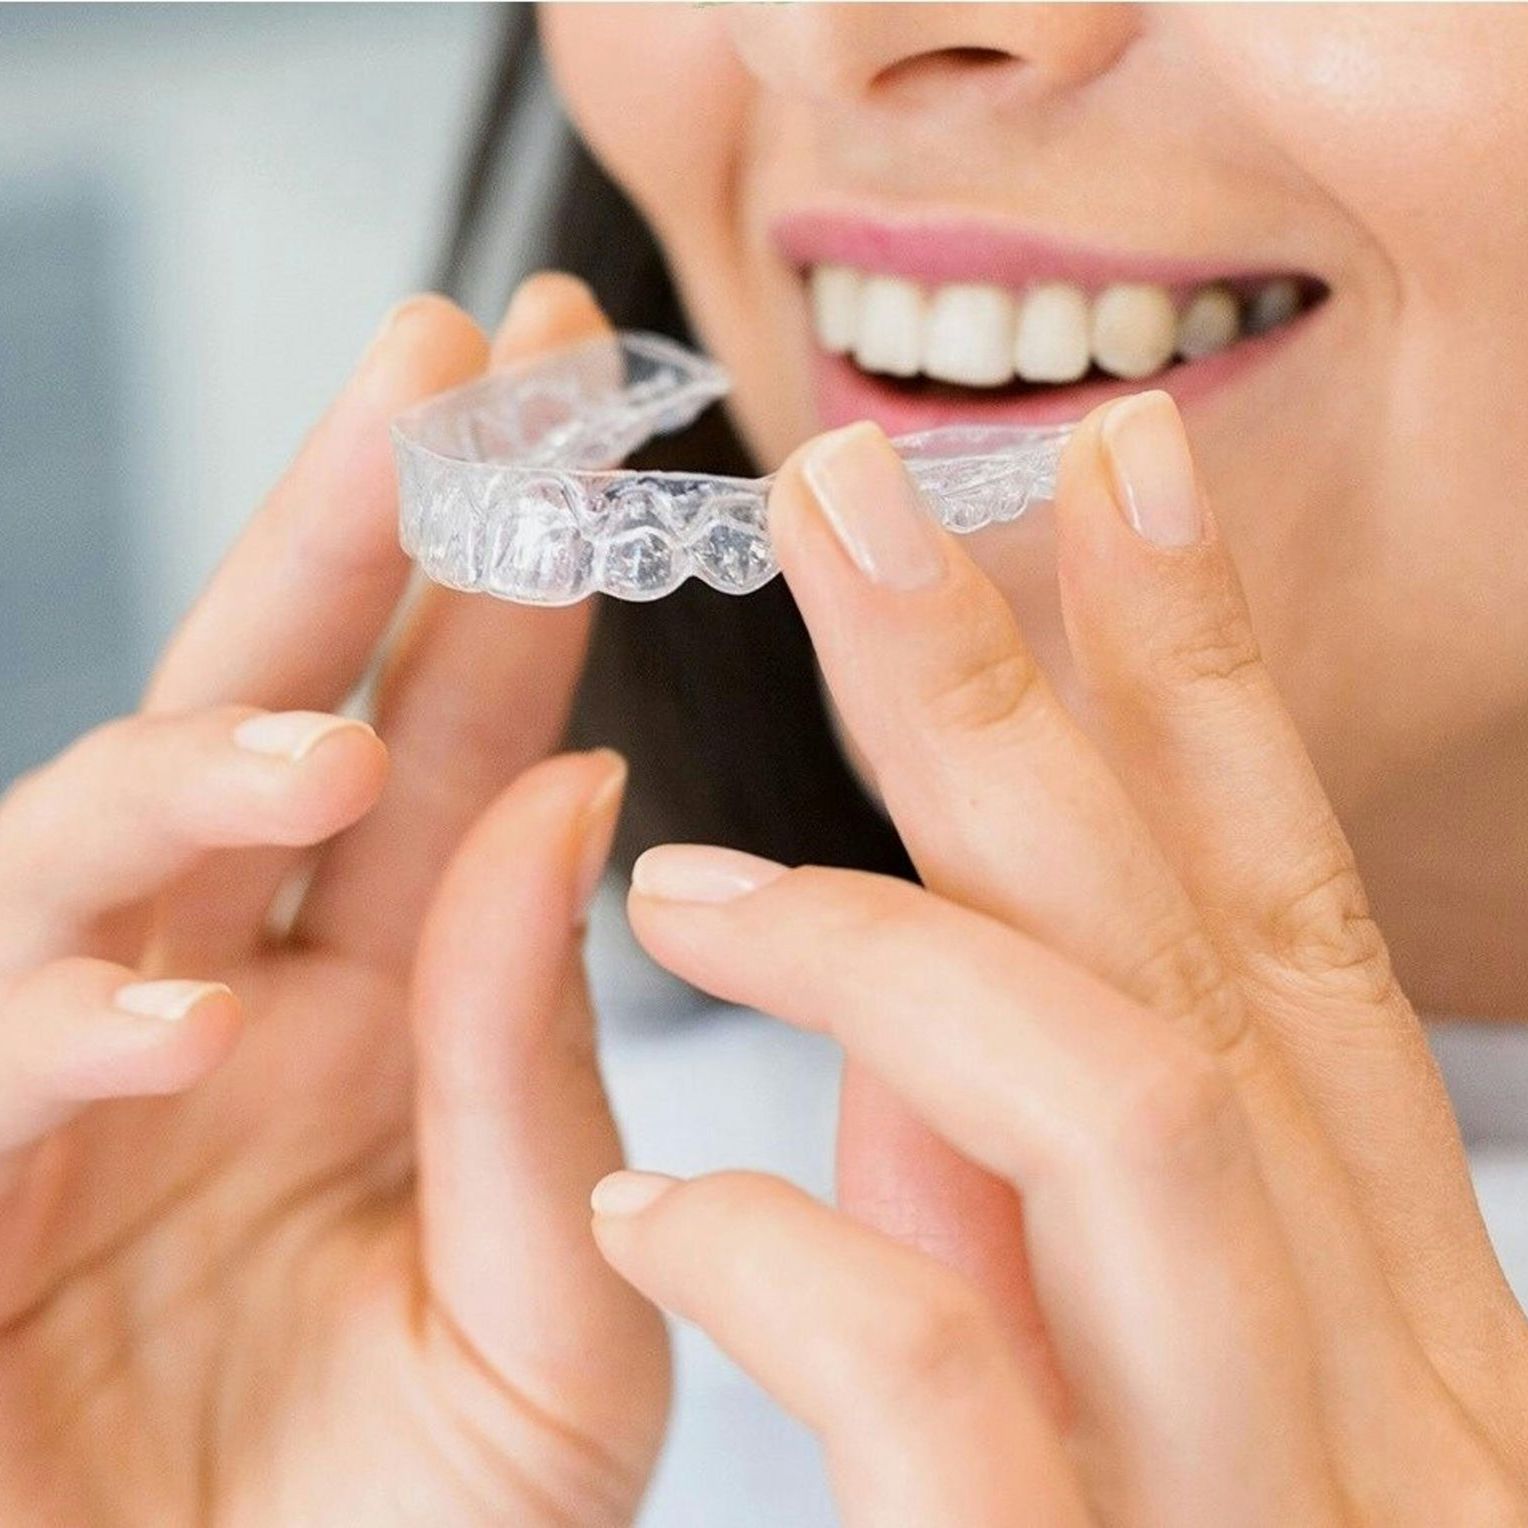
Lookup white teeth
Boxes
[1245,277,1301,336]
[853,275,924,377]
[810,262,1305,388]
[923,282,1016,386]
[809,264,861,355]
[1091,282,1178,380]
[1175,285,1240,360]
[1013,282,1090,383]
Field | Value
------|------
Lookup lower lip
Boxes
[812,305,1322,434]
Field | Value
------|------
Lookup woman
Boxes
[3,5,1527,1522]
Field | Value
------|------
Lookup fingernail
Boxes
[358,293,446,376]
[498,281,541,342]
[376,293,437,343]
[799,422,947,590]
[114,979,231,1021]
[573,749,628,920]
[1099,390,1204,547]
[591,1170,678,1218]
[500,270,586,331]
[631,844,788,905]
[233,711,375,763]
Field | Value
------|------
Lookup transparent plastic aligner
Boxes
[394,331,1072,606]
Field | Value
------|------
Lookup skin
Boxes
[602,405,1528,1520]
[4,6,1528,1523]
[0,279,670,1525]
[538,3,1528,1015]
[537,4,1528,1518]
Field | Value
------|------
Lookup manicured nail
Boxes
[591,1170,678,1218]
[114,979,231,1021]
[498,279,544,342]
[631,844,788,905]
[376,293,438,343]
[800,422,947,590]
[1099,390,1204,547]
[500,271,591,333]
[233,711,374,763]
[358,293,447,378]
[573,749,628,920]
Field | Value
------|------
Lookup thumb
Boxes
[410,748,668,1468]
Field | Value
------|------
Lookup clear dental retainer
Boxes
[394,331,1071,606]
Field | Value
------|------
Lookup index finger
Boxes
[1051,390,1506,1349]
[144,294,489,715]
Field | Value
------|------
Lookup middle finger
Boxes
[145,297,489,963]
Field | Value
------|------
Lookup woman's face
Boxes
[540,4,1528,838]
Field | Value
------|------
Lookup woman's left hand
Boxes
[596,393,1528,1523]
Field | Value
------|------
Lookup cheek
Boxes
[540,6,812,467]
[1189,10,1528,366]
[1192,11,1528,243]
[539,6,747,241]
[1186,9,1528,772]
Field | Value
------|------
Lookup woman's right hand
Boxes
[0,277,669,1526]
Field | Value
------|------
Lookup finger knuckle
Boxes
[0,762,45,829]
[914,606,1043,741]
[680,1170,775,1227]
[1154,578,1263,694]
[0,717,134,835]
[76,713,140,753]
[1261,854,1397,1007]
[1124,923,1250,1059]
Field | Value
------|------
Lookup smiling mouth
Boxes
[775,209,1328,429]
[809,264,1324,394]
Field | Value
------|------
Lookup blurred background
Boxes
[0,3,535,782]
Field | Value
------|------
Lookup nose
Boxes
[722,3,1138,109]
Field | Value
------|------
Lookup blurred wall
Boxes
[0,4,498,781]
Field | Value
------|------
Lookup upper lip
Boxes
[772,204,1304,295]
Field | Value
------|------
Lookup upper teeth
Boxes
[808,264,1302,386]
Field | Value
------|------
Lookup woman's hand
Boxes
[600,394,1528,1523]
[0,277,667,1526]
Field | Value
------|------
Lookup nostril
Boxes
[870,45,1028,105]
[943,46,1022,69]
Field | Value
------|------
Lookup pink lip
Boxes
[774,203,1325,433]
[773,206,1299,296]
